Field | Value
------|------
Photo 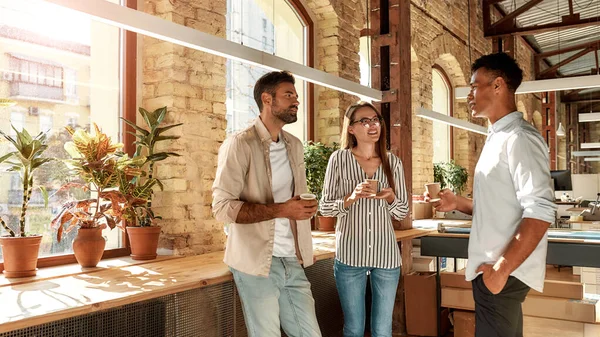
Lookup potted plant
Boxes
[51,124,146,268]
[433,161,469,196]
[120,106,181,260]
[304,141,338,231]
[0,126,53,277]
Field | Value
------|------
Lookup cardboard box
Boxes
[453,310,475,337]
[413,201,433,220]
[442,287,600,323]
[413,257,435,272]
[440,270,584,300]
[405,272,438,336]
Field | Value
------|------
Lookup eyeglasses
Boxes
[351,116,382,127]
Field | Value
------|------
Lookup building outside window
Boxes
[225,0,309,141]
[0,0,123,262]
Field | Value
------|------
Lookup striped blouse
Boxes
[319,149,409,269]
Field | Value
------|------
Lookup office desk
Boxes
[420,229,600,337]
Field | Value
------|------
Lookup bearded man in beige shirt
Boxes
[212,70,322,337]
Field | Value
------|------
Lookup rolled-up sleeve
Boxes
[212,136,250,224]
[387,157,409,221]
[319,150,349,217]
[506,131,557,224]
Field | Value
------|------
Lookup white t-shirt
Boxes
[270,139,296,257]
[466,111,556,292]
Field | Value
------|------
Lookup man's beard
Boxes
[273,106,298,124]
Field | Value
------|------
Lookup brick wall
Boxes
[142,0,227,255]
[306,0,363,144]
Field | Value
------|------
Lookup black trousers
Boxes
[472,275,530,337]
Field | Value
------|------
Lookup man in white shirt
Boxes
[427,53,556,337]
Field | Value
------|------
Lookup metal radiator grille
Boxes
[1,259,342,337]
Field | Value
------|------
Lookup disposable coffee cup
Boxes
[425,183,441,202]
[366,179,378,193]
[300,193,316,200]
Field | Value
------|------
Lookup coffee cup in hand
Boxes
[300,193,316,200]
[365,179,378,196]
[425,183,441,202]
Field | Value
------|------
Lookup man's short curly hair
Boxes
[471,53,523,92]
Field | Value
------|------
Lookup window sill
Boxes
[0,229,433,333]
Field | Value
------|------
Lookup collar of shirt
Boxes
[254,117,290,145]
[489,111,523,134]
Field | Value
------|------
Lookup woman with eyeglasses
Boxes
[319,101,409,337]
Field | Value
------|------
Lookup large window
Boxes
[225,0,310,141]
[0,0,126,264]
[432,67,452,164]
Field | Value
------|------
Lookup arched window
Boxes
[226,0,312,141]
[432,67,453,163]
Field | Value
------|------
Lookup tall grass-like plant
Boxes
[0,126,53,237]
[121,106,181,227]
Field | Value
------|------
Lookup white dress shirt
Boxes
[466,111,557,292]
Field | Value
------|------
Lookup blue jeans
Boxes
[334,260,401,337]
[230,257,322,337]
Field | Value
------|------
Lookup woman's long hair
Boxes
[340,101,396,192]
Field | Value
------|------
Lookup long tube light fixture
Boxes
[455,75,600,99]
[584,157,600,162]
[579,112,600,122]
[416,107,488,135]
[580,143,600,149]
[42,0,383,101]
[572,151,600,157]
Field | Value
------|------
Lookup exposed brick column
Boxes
[142,0,227,255]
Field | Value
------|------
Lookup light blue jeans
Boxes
[230,257,322,337]
[334,260,401,337]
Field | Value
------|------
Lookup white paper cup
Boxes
[300,193,316,200]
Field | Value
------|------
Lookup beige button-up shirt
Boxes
[212,118,314,277]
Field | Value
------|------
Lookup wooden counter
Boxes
[0,228,435,333]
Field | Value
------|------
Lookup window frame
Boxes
[286,0,314,140]
[0,0,137,273]
[432,65,454,160]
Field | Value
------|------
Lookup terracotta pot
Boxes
[73,228,106,268]
[127,226,161,260]
[317,216,336,231]
[0,235,42,278]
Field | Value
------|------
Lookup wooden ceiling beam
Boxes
[539,47,593,78]
[489,0,544,31]
[485,15,600,38]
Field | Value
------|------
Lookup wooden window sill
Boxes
[0,229,433,333]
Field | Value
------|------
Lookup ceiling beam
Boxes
[539,47,593,78]
[489,0,544,32]
[562,91,600,103]
[536,39,600,59]
[485,15,600,38]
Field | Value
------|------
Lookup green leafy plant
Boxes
[304,142,339,202]
[0,126,53,237]
[433,163,446,190]
[433,161,469,195]
[51,124,147,242]
[120,106,181,227]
